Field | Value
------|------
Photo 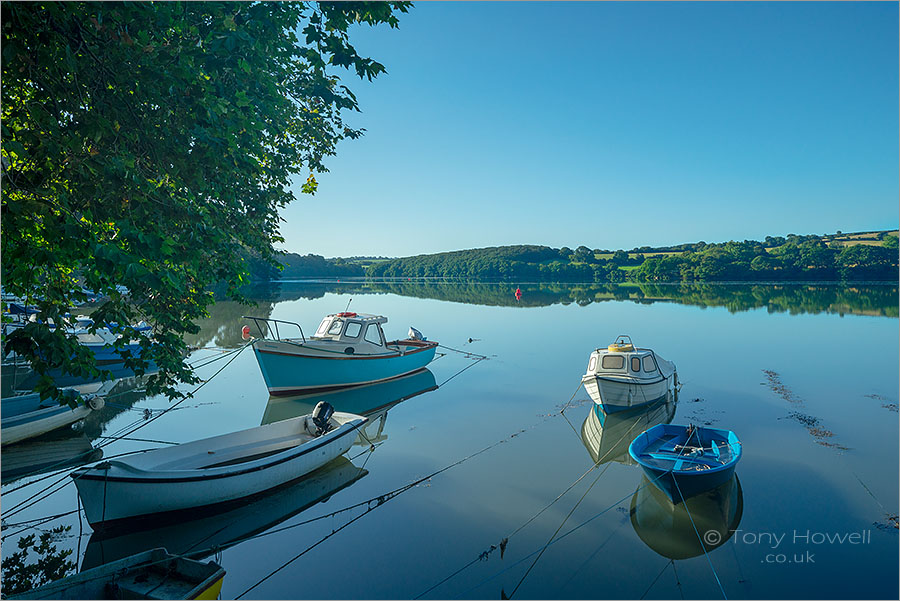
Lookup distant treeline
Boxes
[245,252,365,281]
[261,231,898,283]
[365,235,898,283]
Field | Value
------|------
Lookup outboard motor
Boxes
[310,401,335,436]
[408,326,425,341]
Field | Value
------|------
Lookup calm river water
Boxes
[2,282,897,599]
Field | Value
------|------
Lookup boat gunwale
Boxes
[629,426,742,476]
[254,339,437,360]
[582,373,668,385]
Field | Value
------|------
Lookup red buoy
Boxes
[242,325,251,340]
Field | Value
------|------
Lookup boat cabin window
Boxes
[344,322,362,338]
[601,355,624,369]
[315,318,331,336]
[631,357,641,372]
[327,319,344,336]
[588,356,597,372]
[642,355,657,372]
[364,324,383,346]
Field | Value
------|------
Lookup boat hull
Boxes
[636,461,737,504]
[253,340,437,395]
[82,456,367,570]
[1,394,96,446]
[71,413,366,527]
[582,373,674,413]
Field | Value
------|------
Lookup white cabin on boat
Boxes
[311,312,390,353]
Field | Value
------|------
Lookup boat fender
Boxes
[344,346,355,355]
[87,395,105,411]
[607,343,634,352]
[311,401,335,436]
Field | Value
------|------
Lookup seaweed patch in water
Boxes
[783,412,851,451]
[784,411,819,427]
[763,369,802,404]
[815,440,852,451]
[807,427,834,438]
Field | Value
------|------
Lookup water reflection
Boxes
[580,393,677,466]
[262,368,438,445]
[82,456,366,570]
[252,281,898,317]
[630,474,743,560]
[1,432,102,484]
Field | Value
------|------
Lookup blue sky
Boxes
[279,2,898,258]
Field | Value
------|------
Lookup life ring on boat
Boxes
[87,396,105,411]
[607,343,634,352]
[337,312,357,318]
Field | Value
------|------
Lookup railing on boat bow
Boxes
[242,316,306,343]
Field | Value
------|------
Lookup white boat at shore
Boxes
[581,335,677,413]
[71,403,367,528]
[1,392,104,446]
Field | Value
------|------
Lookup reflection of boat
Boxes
[629,424,742,503]
[261,367,437,424]
[247,312,437,395]
[82,456,367,570]
[68,316,154,365]
[9,362,158,396]
[631,474,743,559]
[9,548,225,600]
[581,393,676,466]
[1,433,102,483]
[581,335,677,413]
[72,408,367,527]
[1,391,104,446]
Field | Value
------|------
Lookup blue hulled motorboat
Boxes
[246,312,437,396]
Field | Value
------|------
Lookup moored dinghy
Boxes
[71,402,366,527]
[1,391,104,446]
[582,335,677,413]
[8,548,225,600]
[628,423,742,503]
[246,312,438,395]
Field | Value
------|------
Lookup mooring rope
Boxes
[672,477,728,600]
[451,472,667,600]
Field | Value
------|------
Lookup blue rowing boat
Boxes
[628,423,742,503]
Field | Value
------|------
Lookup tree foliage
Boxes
[1,1,410,399]
[0,526,76,596]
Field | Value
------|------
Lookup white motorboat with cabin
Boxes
[581,335,677,413]
[246,312,438,396]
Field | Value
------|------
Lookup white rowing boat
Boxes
[71,403,366,527]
